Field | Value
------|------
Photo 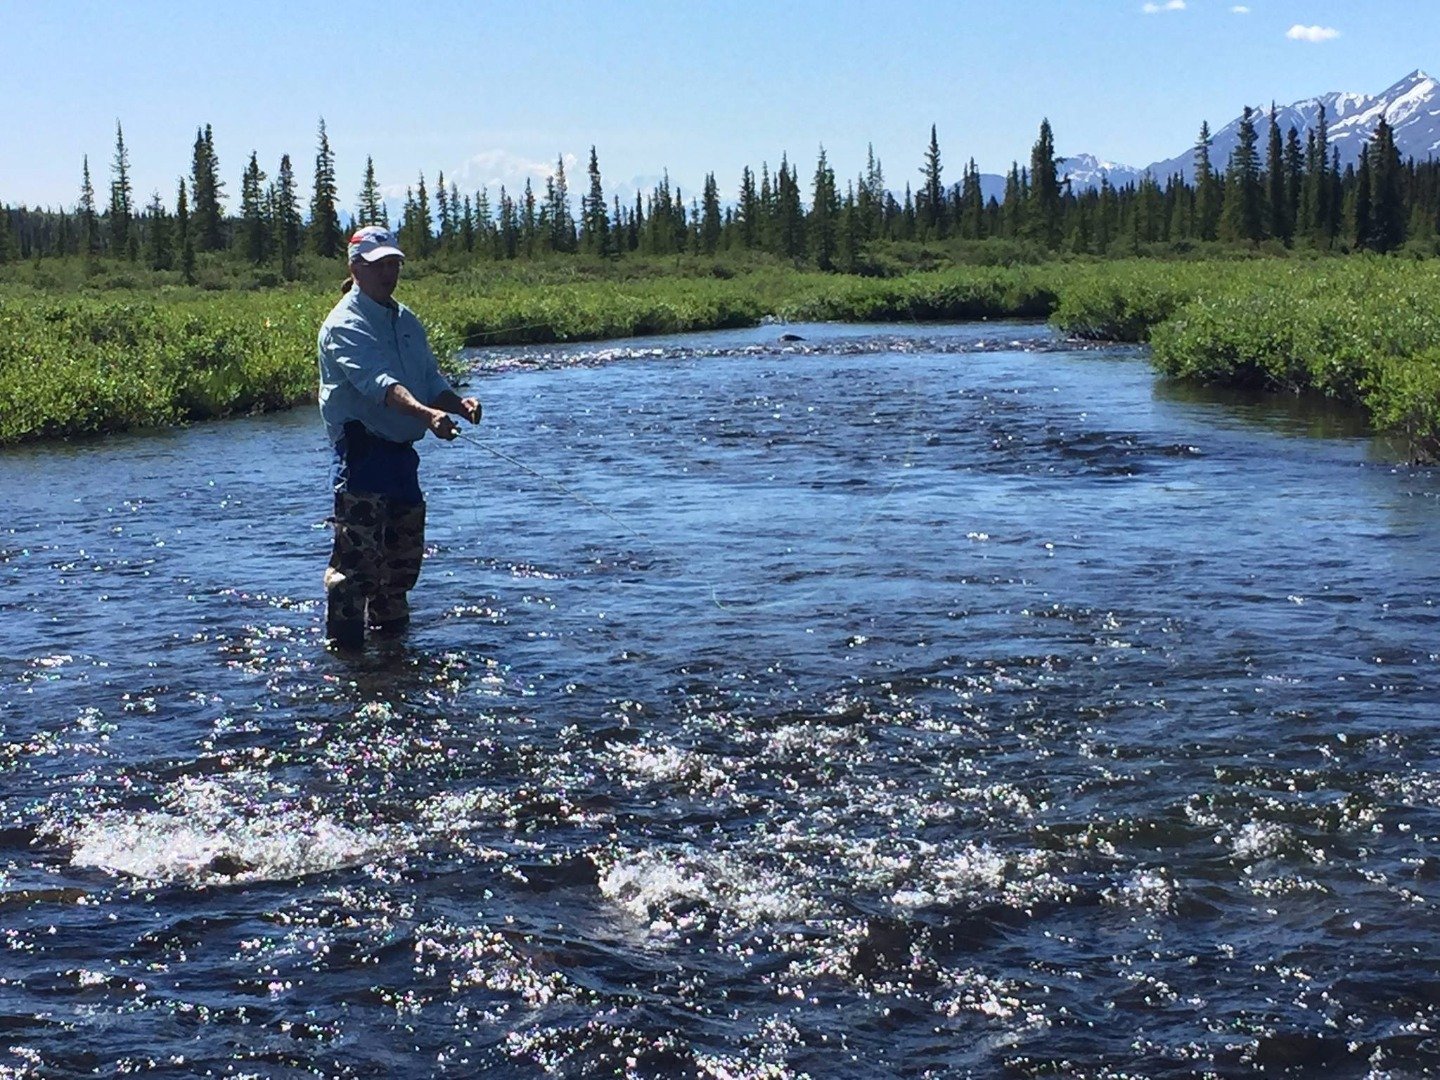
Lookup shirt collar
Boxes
[350,286,400,316]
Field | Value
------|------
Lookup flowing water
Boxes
[2,322,1438,1078]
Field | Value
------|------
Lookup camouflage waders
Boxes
[324,490,427,648]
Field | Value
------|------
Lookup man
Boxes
[317,225,481,649]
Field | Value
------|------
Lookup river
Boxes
[1,322,1438,1078]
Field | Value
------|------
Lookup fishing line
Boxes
[453,430,650,542]
[452,429,749,607]
[465,322,564,342]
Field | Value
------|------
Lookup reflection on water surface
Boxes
[1,323,1437,1078]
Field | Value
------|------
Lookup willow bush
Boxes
[0,291,329,442]
[4,258,1440,456]
[1148,259,1440,456]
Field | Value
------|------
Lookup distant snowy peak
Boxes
[1059,153,1143,191]
[1329,69,1440,159]
[1063,69,1440,193]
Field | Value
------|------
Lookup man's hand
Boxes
[427,409,460,440]
[460,397,482,424]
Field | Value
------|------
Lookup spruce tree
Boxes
[1327,148,1345,242]
[672,186,690,255]
[699,171,721,255]
[612,194,627,254]
[190,124,226,252]
[737,166,759,249]
[108,121,134,258]
[1165,175,1192,240]
[78,155,101,256]
[808,148,838,269]
[640,193,660,255]
[1135,175,1164,243]
[56,210,75,257]
[398,186,420,254]
[1220,106,1263,244]
[1365,118,1405,252]
[523,177,539,255]
[582,146,611,256]
[413,173,433,256]
[960,158,985,240]
[145,191,172,270]
[1352,147,1373,250]
[1264,105,1288,241]
[1301,105,1331,246]
[497,186,518,258]
[547,155,575,253]
[1192,122,1220,241]
[240,151,269,264]
[1001,164,1026,238]
[1068,194,1094,254]
[776,156,805,259]
[1027,119,1062,248]
[176,177,196,285]
[274,153,302,278]
[758,163,775,249]
[1091,179,1113,254]
[460,193,475,252]
[474,188,493,251]
[435,171,452,249]
[357,156,386,226]
[1283,126,1304,244]
[863,144,886,238]
[309,118,343,258]
[919,125,945,238]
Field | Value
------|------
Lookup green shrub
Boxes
[6,257,1440,457]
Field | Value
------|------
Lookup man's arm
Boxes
[385,383,463,440]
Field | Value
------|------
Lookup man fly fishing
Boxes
[317,225,482,650]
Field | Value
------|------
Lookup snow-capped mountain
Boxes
[1329,69,1440,163]
[1056,153,1144,193]
[1062,69,1440,192]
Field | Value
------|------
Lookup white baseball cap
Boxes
[348,225,405,263]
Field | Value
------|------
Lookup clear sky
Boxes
[3,0,1436,212]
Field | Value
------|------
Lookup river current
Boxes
[1,322,1438,1078]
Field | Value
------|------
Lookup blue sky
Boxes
[3,0,1436,212]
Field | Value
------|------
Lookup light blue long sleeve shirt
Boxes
[316,286,455,445]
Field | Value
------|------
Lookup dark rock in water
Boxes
[779,333,805,342]
[205,854,256,877]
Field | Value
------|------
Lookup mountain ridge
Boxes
[1061,69,1440,192]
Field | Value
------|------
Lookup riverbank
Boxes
[3,257,1439,456]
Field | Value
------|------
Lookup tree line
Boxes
[0,106,1434,277]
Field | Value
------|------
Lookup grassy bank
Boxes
[3,257,1440,457]
[1046,257,1440,459]
[0,261,1066,445]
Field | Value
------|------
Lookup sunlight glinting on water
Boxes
[1,323,1438,1076]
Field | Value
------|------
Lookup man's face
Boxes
[352,255,403,304]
